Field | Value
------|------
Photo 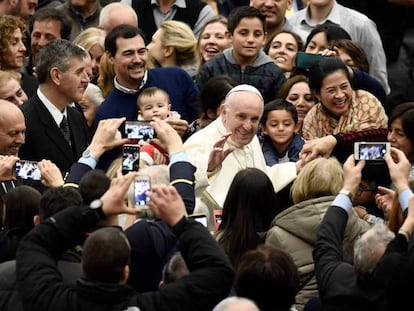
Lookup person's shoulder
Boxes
[287,7,307,23]
[338,3,374,25]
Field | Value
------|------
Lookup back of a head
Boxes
[79,169,111,205]
[353,223,395,275]
[73,27,106,51]
[39,187,83,220]
[221,168,279,232]
[161,251,189,285]
[219,168,279,267]
[213,297,260,311]
[291,157,343,204]
[4,186,41,230]
[198,75,236,120]
[82,227,130,283]
[234,244,300,311]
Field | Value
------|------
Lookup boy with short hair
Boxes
[261,99,305,165]
[196,6,286,104]
[137,87,180,166]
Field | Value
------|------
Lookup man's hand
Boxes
[101,172,141,216]
[167,119,189,138]
[147,185,187,227]
[0,155,19,182]
[89,118,129,158]
[342,154,365,197]
[384,147,411,192]
[38,159,64,187]
[207,132,235,172]
[375,186,394,217]
[300,135,336,163]
[151,118,183,154]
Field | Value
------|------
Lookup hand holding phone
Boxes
[295,52,323,69]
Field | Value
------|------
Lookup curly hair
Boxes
[0,15,26,68]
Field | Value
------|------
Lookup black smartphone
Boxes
[133,175,151,209]
[122,144,140,175]
[125,121,157,140]
[15,160,41,180]
[354,142,390,161]
[295,52,323,69]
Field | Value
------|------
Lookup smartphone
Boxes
[15,160,41,180]
[188,213,208,228]
[354,142,390,161]
[122,144,140,175]
[133,175,151,209]
[295,52,323,69]
[125,121,157,140]
[213,210,222,231]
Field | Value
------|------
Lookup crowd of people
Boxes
[0,0,414,310]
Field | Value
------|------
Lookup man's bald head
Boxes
[0,99,25,155]
[99,3,138,33]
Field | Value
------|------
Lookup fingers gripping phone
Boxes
[122,144,140,175]
[354,142,390,161]
[133,175,151,209]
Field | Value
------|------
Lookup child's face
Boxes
[262,110,296,149]
[138,92,171,120]
[231,17,266,65]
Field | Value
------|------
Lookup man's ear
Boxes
[9,0,19,8]
[106,51,114,64]
[119,265,129,285]
[219,103,226,117]
[33,215,40,226]
[50,67,61,86]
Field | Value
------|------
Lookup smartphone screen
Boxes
[134,175,151,208]
[15,160,41,180]
[354,142,390,161]
[295,52,323,69]
[125,121,157,140]
[213,210,222,231]
[122,144,140,175]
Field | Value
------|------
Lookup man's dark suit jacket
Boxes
[18,94,90,175]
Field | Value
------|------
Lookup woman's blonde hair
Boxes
[97,52,115,98]
[291,157,344,204]
[73,27,106,51]
[158,20,197,67]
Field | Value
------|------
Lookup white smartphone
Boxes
[133,175,151,209]
[354,142,390,161]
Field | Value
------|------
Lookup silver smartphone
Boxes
[354,142,390,161]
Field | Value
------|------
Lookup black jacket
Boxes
[16,198,233,311]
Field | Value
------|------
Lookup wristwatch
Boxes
[82,149,98,162]
[339,189,354,202]
[89,199,106,220]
